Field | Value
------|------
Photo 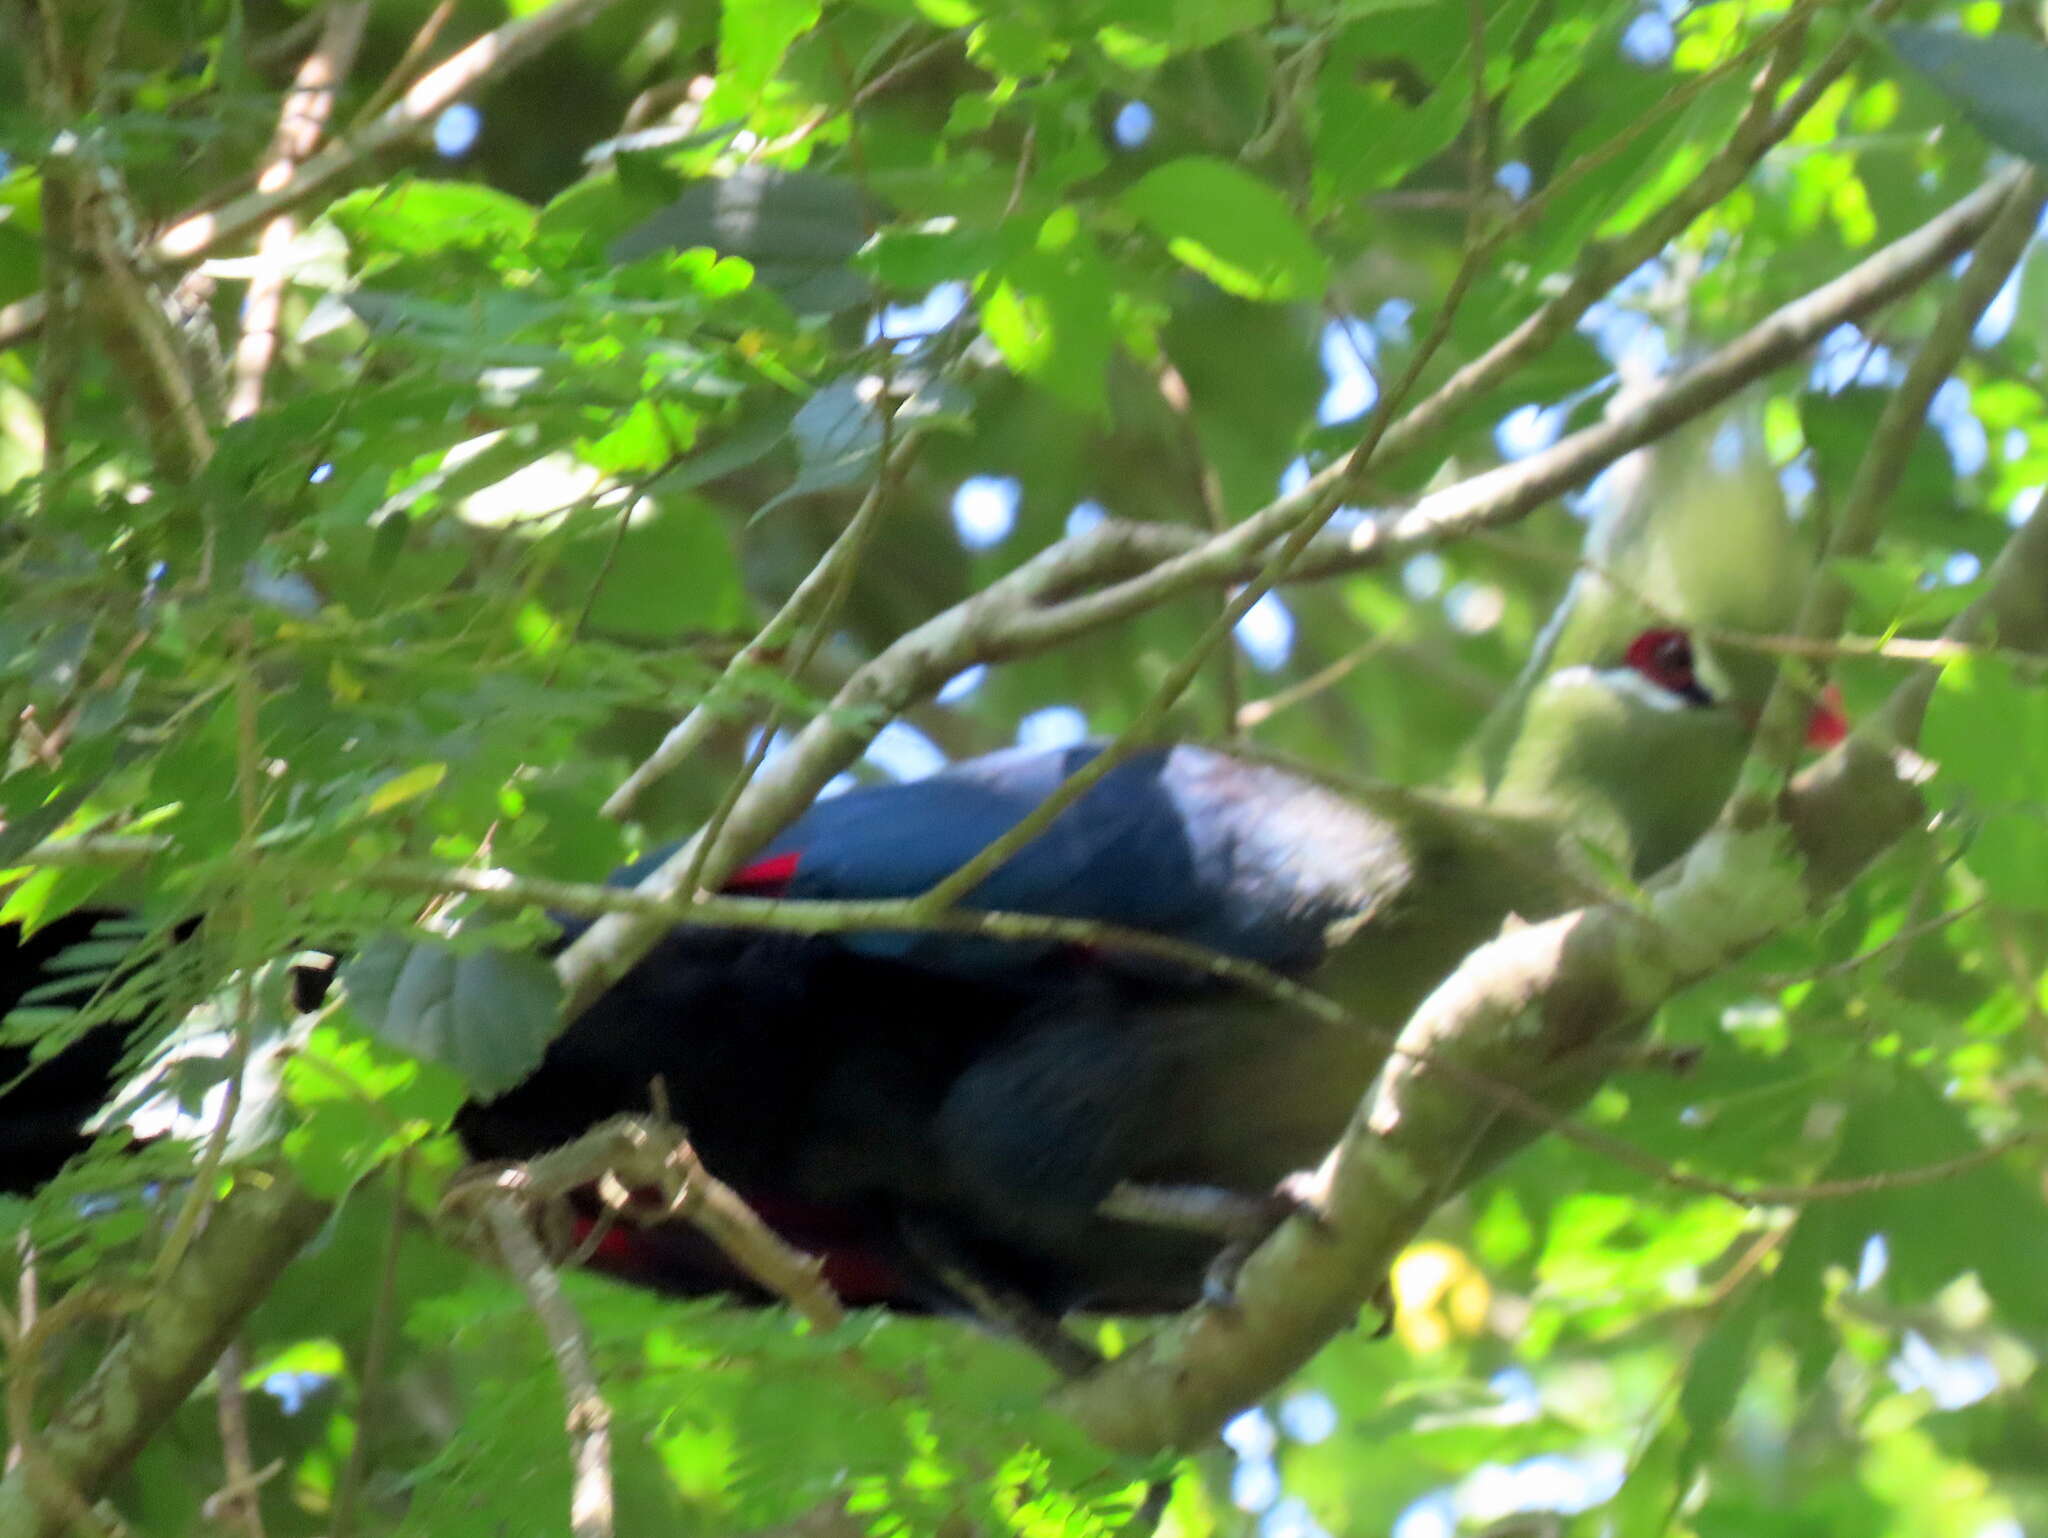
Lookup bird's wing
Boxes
[708,743,1409,976]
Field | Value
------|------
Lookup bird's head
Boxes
[1491,625,1846,876]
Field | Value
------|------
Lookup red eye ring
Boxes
[1623,627,1713,706]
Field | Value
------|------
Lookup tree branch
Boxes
[0,1175,330,1538]
[551,167,2020,1021]
[225,1,370,423]
[484,1202,615,1538]
[455,1115,848,1334]
[1050,178,2048,1449]
[0,0,624,352]
[1732,167,2047,815]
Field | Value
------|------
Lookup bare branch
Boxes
[455,1116,847,1334]
[225,1,370,422]
[203,1340,274,1538]
[345,0,458,130]
[0,1176,329,1538]
[0,0,625,352]
[484,1202,615,1538]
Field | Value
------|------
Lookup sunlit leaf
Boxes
[342,937,563,1096]
[1122,158,1328,301]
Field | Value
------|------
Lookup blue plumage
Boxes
[712,743,1406,975]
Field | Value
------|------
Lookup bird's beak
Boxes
[1805,683,1849,749]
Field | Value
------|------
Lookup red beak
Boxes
[1805,683,1849,749]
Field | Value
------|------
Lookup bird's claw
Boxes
[1367,1275,1396,1339]
[1199,1170,1335,1308]
[1267,1169,1332,1231]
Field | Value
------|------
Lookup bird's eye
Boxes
[1623,627,1712,706]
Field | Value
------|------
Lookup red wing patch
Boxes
[1805,683,1849,749]
[724,851,801,896]
[568,1198,918,1306]
[575,1216,645,1266]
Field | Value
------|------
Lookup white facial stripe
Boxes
[1547,663,1691,712]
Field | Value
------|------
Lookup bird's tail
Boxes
[0,909,159,1193]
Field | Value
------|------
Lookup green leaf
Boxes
[1121,158,1328,302]
[1923,653,2048,905]
[282,1025,467,1196]
[534,168,674,261]
[1094,0,1270,60]
[857,223,1014,290]
[1965,806,2048,907]
[342,935,564,1095]
[752,375,884,516]
[1313,23,1474,202]
[559,497,747,637]
[720,0,822,104]
[328,179,535,257]
[966,14,1065,76]
[650,408,794,497]
[365,762,447,816]
[1162,289,1324,512]
[1925,653,2048,804]
[579,398,699,476]
[1775,1065,2048,1336]
[981,269,1110,417]
[1799,390,1956,539]
[1680,1284,1767,1470]
[1887,25,2048,168]
[613,170,869,314]
[1830,556,1982,630]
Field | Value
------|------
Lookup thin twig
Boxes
[226,1,369,422]
[0,0,625,351]
[346,0,457,130]
[484,1203,614,1538]
[1156,361,1243,739]
[205,1341,269,1538]
[1236,634,1393,730]
[152,632,267,1283]
[1730,167,2048,825]
[602,430,917,821]
[452,1116,847,1332]
[1754,899,1984,989]
[3,1234,33,1475]
[676,395,903,893]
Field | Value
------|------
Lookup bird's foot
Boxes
[1100,1171,1332,1309]
[1367,1274,1396,1339]
[1201,1173,1334,1309]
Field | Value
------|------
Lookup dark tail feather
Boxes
[0,910,146,1193]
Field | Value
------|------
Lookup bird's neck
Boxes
[1488,673,1751,877]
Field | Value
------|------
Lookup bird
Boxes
[2,416,1843,1344]
[454,622,1844,1327]
[1,623,1844,1354]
